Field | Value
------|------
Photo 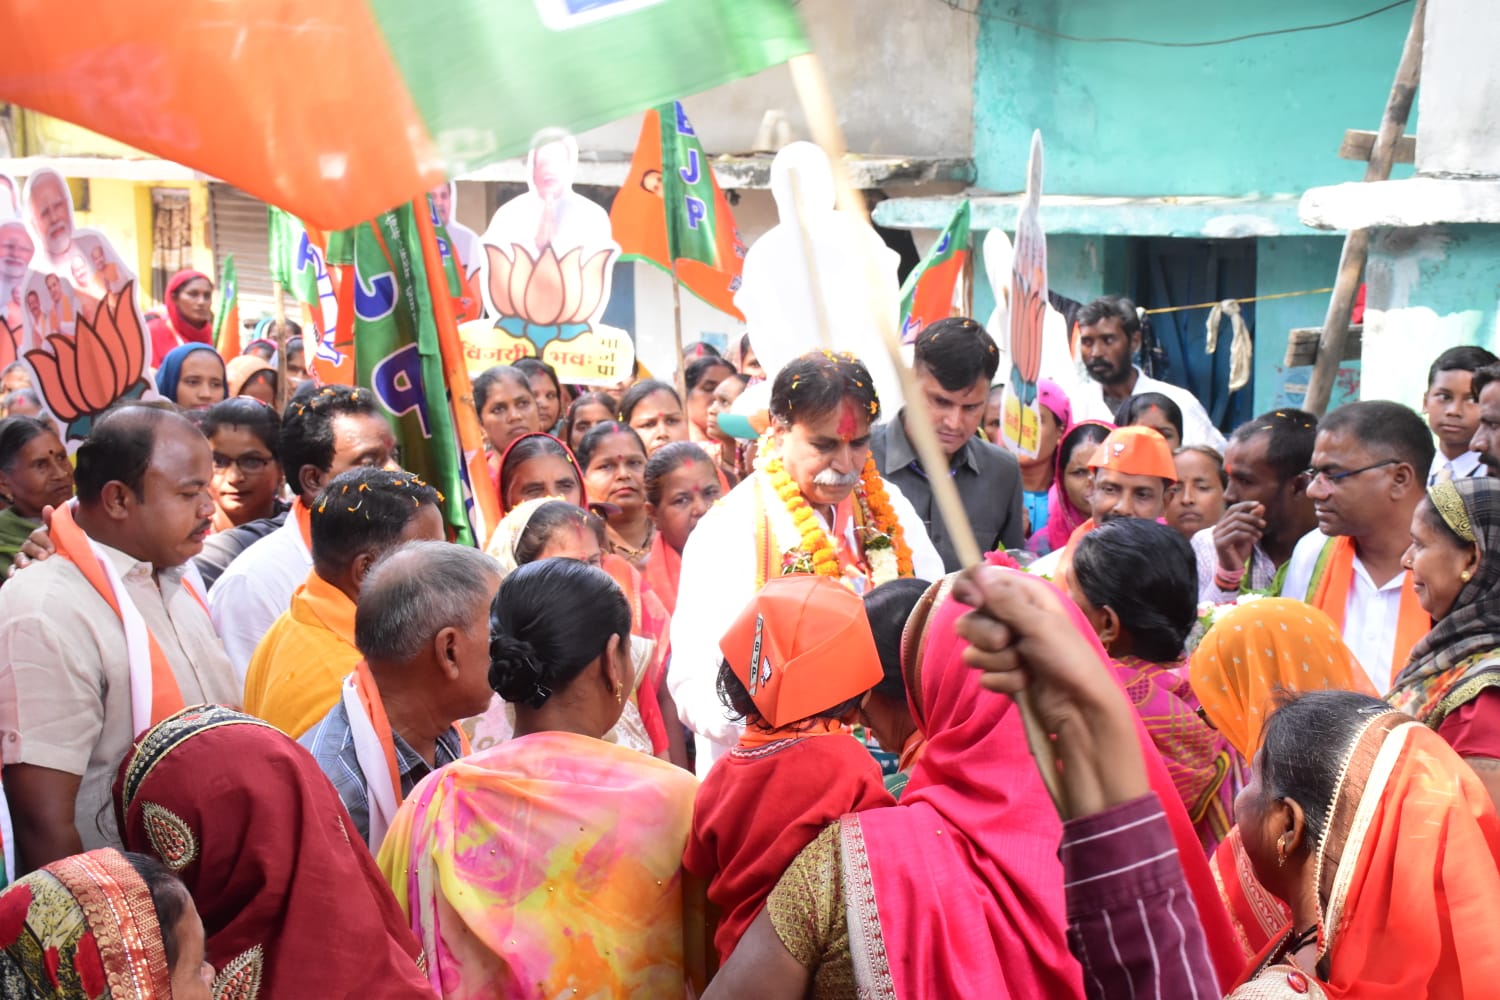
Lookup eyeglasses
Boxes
[212,453,274,474]
[1303,458,1400,486]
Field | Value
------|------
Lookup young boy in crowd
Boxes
[1422,345,1498,484]
[684,575,895,964]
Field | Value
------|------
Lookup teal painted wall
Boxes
[1361,225,1500,407]
[975,0,1416,197]
[974,233,1128,330]
[1252,236,1359,414]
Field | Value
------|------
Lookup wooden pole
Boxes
[787,52,1064,808]
[272,281,289,413]
[1303,0,1425,416]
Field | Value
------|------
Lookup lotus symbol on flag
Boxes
[25,279,148,440]
[484,243,614,351]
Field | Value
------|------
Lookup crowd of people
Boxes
[3,282,1500,999]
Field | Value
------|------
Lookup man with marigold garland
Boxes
[871,317,1025,572]
[671,351,943,775]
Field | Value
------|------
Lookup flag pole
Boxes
[788,52,1064,809]
[671,260,688,402]
[273,280,289,411]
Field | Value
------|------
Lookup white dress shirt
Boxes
[208,510,312,685]
[1073,366,1226,450]
[1428,449,1484,486]
[669,469,944,776]
[1280,528,1408,694]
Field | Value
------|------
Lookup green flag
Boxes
[898,200,970,345]
[351,204,474,545]
[212,255,240,357]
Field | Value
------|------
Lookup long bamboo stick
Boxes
[786,53,1064,809]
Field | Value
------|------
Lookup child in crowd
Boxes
[684,574,895,963]
[1422,345,1497,484]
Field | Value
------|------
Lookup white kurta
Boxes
[1072,366,1227,450]
[669,469,944,775]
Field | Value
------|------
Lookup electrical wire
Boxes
[939,0,1413,48]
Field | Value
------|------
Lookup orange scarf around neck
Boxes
[1310,536,1429,671]
[51,503,186,731]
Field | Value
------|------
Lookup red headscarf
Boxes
[1042,420,1112,554]
[147,269,214,366]
[114,706,437,1000]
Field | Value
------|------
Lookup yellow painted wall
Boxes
[66,178,213,308]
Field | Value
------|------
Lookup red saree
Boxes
[114,705,436,1000]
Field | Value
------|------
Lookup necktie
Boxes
[1436,463,1454,484]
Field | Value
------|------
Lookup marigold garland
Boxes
[762,446,914,582]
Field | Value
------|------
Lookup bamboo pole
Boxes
[1303,0,1425,416]
[272,281,289,413]
[787,53,1064,808]
[671,260,688,403]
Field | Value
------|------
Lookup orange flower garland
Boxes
[761,445,914,583]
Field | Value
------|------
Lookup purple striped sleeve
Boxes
[1060,794,1219,1000]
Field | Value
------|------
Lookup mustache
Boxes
[812,468,861,488]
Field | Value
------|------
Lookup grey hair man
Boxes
[300,539,499,848]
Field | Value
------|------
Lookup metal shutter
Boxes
[207,183,275,331]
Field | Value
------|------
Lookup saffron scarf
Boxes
[1308,536,1429,678]
[342,661,470,853]
[1192,598,1377,761]
[642,531,681,616]
[1191,597,1376,960]
[375,731,698,1000]
[1235,713,1500,998]
[50,501,187,735]
[115,706,435,1000]
[1390,478,1500,727]
[0,848,172,999]
[603,553,671,756]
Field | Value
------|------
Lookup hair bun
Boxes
[489,634,550,706]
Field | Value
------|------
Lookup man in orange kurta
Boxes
[243,468,446,737]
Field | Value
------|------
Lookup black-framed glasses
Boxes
[1303,458,1399,486]
[212,453,274,474]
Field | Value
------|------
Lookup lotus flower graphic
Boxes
[25,278,148,440]
[485,243,613,351]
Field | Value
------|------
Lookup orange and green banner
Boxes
[0,0,808,232]
[348,201,499,546]
[611,102,745,318]
[212,255,240,359]
[898,200,969,345]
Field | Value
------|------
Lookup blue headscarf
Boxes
[156,343,226,406]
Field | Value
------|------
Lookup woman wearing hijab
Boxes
[1392,477,1500,809]
[155,343,227,411]
[1190,598,1377,959]
[1030,420,1111,555]
[114,706,437,1000]
[147,270,215,367]
[955,566,1500,999]
[379,560,701,999]
[0,848,213,999]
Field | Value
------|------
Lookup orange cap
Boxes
[719,575,882,729]
[1088,425,1178,482]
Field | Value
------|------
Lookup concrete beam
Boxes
[457,152,974,191]
[874,192,1307,237]
[1299,177,1500,230]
